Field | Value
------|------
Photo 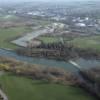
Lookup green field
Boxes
[38,36,75,44]
[38,36,61,44]
[38,35,100,52]
[67,35,100,51]
[0,15,19,21]
[0,14,52,49]
[0,27,32,49]
[0,73,97,100]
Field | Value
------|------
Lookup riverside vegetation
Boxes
[16,42,100,61]
[0,56,98,100]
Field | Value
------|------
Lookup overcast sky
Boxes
[0,0,97,2]
[0,0,98,3]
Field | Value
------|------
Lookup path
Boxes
[0,89,8,100]
[69,60,81,70]
[0,71,8,100]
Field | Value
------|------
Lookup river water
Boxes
[0,49,100,72]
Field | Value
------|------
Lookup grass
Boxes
[0,15,19,21]
[38,36,62,44]
[38,36,75,44]
[32,16,51,26]
[0,27,32,49]
[0,73,97,100]
[0,14,23,23]
[67,35,100,52]
[38,35,100,52]
[37,36,71,44]
[0,15,51,49]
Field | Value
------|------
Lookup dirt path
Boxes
[0,89,8,100]
[0,71,8,100]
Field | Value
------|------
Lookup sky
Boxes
[0,0,98,3]
[0,0,97,2]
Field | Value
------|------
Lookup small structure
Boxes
[75,23,86,27]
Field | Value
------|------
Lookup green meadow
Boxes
[0,27,32,49]
[68,35,100,51]
[0,73,97,100]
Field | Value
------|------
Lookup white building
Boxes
[75,23,86,27]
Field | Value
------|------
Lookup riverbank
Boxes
[0,56,99,100]
[0,48,100,72]
[0,50,100,100]
[0,48,79,72]
[79,68,100,99]
[16,43,100,62]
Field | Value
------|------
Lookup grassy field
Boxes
[0,73,97,100]
[38,35,100,52]
[0,14,52,49]
[0,15,19,21]
[67,35,100,51]
[0,27,32,49]
[38,36,61,44]
[38,36,75,44]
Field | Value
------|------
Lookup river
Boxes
[0,49,100,72]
